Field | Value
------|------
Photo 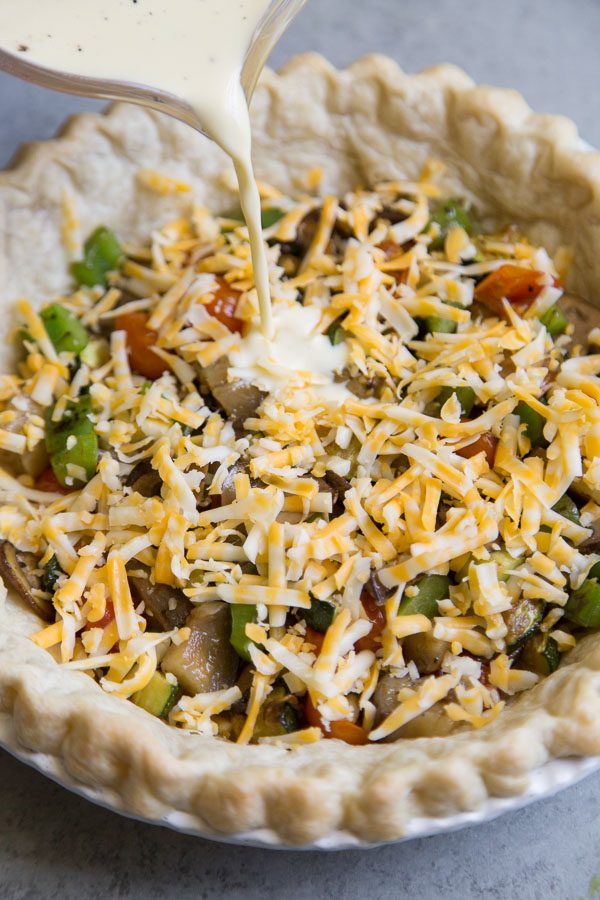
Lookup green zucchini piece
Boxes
[41,304,89,355]
[230,604,258,662]
[551,494,581,525]
[519,633,560,676]
[427,200,473,251]
[437,385,476,416]
[71,226,123,288]
[133,672,179,719]
[516,400,547,449]
[539,304,568,337]
[488,549,524,580]
[42,555,63,595]
[505,599,544,653]
[398,574,451,618]
[304,598,335,633]
[565,578,600,628]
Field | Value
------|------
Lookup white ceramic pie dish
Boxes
[3,54,600,847]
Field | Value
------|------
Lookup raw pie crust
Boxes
[1,54,600,845]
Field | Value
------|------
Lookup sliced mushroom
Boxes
[161,602,239,695]
[202,357,265,428]
[0,541,53,621]
[372,673,461,740]
[128,564,192,630]
[322,471,352,504]
[126,459,162,498]
[402,632,449,675]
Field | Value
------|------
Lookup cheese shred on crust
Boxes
[1,166,598,745]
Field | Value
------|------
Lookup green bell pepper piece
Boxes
[71,226,123,288]
[565,578,600,629]
[303,598,335,633]
[516,400,547,449]
[539,304,568,337]
[261,208,285,229]
[327,317,346,345]
[552,494,581,526]
[230,605,258,662]
[398,574,450,618]
[425,315,456,335]
[427,200,473,251]
[45,395,98,487]
[41,304,89,355]
[437,386,476,416]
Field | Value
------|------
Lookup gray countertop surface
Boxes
[1,1,600,898]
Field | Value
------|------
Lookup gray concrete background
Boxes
[1,1,600,898]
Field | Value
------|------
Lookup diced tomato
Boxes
[377,241,408,284]
[204,276,243,334]
[34,466,72,494]
[327,720,369,745]
[474,264,559,318]
[114,311,170,380]
[304,694,369,745]
[355,590,386,652]
[456,432,498,468]
[85,599,115,630]
[305,625,325,654]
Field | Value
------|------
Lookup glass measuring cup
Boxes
[0,0,306,131]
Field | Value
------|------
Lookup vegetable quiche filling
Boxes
[2,166,600,746]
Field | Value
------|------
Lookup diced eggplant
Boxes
[372,673,459,740]
[126,459,162,498]
[128,564,192,630]
[161,602,239,695]
[402,632,449,675]
[0,540,53,621]
[202,357,265,427]
[365,572,392,606]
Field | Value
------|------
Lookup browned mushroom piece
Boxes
[126,459,162,498]
[201,357,265,428]
[372,673,460,740]
[0,541,53,621]
[128,564,192,630]
[365,571,392,606]
[161,602,239,695]
[402,632,449,675]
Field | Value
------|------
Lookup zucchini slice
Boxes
[132,672,179,719]
[505,599,544,653]
[519,633,560,676]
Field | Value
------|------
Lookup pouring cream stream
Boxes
[0,0,274,337]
